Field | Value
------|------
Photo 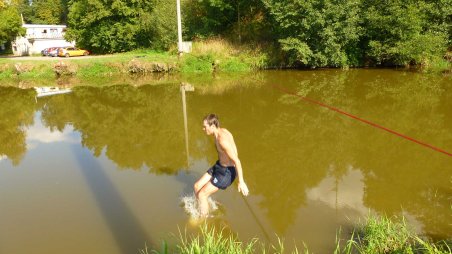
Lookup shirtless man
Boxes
[194,114,249,217]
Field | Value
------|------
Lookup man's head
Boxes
[202,114,220,135]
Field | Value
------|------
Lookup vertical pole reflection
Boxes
[180,83,194,167]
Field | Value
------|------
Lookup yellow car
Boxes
[58,47,90,57]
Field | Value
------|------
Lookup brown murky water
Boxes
[0,69,451,253]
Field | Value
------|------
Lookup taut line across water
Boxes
[268,82,452,157]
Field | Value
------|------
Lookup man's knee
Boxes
[197,188,210,199]
[194,182,206,197]
[194,182,201,194]
[194,176,209,193]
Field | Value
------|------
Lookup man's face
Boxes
[202,120,214,135]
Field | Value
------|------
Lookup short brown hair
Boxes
[203,113,220,128]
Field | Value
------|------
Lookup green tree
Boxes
[10,0,33,23]
[60,0,70,24]
[66,0,157,53]
[183,0,237,39]
[183,0,272,43]
[30,0,63,24]
[0,2,25,44]
[263,0,363,67]
[11,0,69,25]
[422,0,452,45]
[140,0,177,50]
[361,0,449,66]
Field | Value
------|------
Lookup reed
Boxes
[191,38,238,58]
[350,215,412,253]
[143,215,451,254]
[179,38,268,73]
[335,214,452,254]
[176,225,256,254]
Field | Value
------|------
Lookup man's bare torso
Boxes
[214,128,237,167]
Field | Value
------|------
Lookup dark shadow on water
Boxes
[71,145,152,253]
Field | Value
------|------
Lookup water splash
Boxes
[180,193,218,219]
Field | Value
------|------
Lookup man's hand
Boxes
[238,181,249,196]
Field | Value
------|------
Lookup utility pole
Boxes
[176,0,183,55]
[237,0,241,44]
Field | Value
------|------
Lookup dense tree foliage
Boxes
[4,0,450,67]
[361,0,450,66]
[263,0,363,67]
[11,0,69,25]
[65,0,152,53]
[262,0,450,67]
[30,0,64,24]
[65,0,176,53]
[184,0,451,68]
[183,0,273,43]
[0,1,25,44]
[143,0,177,50]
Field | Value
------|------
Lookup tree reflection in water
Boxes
[247,70,451,237]
[1,69,450,242]
[0,87,36,165]
[40,85,190,173]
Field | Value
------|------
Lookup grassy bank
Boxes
[143,215,451,254]
[0,39,450,85]
[0,39,268,83]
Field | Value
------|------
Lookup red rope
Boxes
[271,83,452,157]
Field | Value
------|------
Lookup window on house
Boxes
[43,29,47,33]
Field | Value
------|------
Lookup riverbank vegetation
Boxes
[1,0,451,72]
[142,215,451,254]
[0,39,267,81]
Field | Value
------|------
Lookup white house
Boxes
[12,24,74,56]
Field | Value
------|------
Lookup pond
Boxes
[0,69,451,253]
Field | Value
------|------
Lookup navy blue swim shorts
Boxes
[207,161,236,190]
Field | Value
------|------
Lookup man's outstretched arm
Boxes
[219,139,249,196]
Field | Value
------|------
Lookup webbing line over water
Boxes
[269,83,452,157]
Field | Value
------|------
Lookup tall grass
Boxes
[191,38,239,58]
[140,224,305,254]
[181,38,267,72]
[335,214,452,254]
[349,215,412,253]
[140,225,258,254]
[424,57,452,74]
[143,215,451,254]
[177,226,256,254]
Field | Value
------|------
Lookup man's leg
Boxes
[194,172,212,197]
[198,181,219,217]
